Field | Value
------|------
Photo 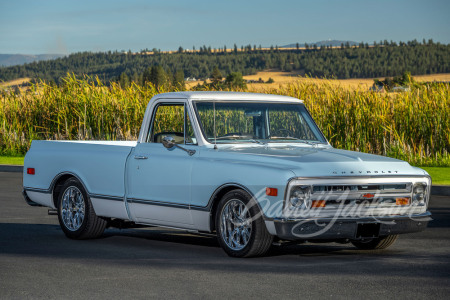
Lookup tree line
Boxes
[0,39,448,85]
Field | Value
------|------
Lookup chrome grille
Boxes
[309,183,412,207]
[312,183,411,194]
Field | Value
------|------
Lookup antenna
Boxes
[213,101,217,149]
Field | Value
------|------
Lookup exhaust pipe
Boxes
[48,209,58,215]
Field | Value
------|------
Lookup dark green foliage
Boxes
[149,65,168,89]
[173,69,185,90]
[0,40,449,84]
[225,72,246,89]
[118,72,130,88]
[373,71,414,90]
[210,66,223,88]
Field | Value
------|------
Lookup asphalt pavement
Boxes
[1,172,449,299]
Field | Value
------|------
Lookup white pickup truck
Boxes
[23,91,431,257]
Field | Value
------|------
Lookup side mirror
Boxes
[161,135,196,156]
[162,136,176,149]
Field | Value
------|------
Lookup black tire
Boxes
[215,189,273,258]
[57,178,106,239]
[351,235,399,250]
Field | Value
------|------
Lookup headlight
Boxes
[412,183,427,206]
[289,186,312,209]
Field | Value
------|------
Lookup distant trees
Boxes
[174,69,185,90]
[194,69,246,90]
[225,72,246,89]
[0,40,449,84]
[143,66,167,88]
[210,66,223,87]
[141,65,185,90]
[118,72,130,88]
[373,71,414,90]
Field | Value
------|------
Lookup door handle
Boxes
[134,155,148,160]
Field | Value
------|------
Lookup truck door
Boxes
[126,101,198,228]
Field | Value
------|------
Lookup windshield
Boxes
[194,101,327,144]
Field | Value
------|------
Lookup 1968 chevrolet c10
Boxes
[23,91,432,257]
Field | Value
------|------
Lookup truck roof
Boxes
[153,91,303,103]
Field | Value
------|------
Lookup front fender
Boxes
[190,156,294,219]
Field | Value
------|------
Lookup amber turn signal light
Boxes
[311,200,326,208]
[265,187,278,196]
[396,197,410,206]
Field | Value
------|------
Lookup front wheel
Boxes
[57,178,106,239]
[215,189,273,258]
[351,235,398,250]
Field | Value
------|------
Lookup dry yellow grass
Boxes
[243,71,450,91]
[244,71,373,90]
[0,77,31,88]
[414,73,450,82]
[185,80,204,89]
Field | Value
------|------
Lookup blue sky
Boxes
[0,0,449,54]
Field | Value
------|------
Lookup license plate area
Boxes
[356,223,380,238]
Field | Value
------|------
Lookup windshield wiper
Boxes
[268,136,300,140]
[268,137,322,146]
[294,140,325,146]
[215,135,246,140]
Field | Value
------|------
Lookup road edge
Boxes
[0,165,23,173]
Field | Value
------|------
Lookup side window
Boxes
[148,103,197,145]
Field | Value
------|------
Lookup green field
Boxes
[422,167,450,185]
[0,156,24,165]
[1,155,448,185]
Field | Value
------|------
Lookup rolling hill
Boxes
[0,54,65,67]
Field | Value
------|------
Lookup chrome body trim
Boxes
[128,198,190,209]
[89,194,124,201]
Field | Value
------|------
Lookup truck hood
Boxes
[213,145,425,177]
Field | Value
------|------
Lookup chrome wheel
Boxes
[220,199,253,251]
[61,186,85,231]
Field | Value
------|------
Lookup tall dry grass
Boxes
[0,74,449,166]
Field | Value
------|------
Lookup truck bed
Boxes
[23,140,136,210]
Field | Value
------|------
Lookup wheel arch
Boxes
[208,183,258,232]
[51,172,89,208]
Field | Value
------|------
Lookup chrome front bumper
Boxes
[272,211,432,241]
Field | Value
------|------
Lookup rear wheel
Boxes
[351,235,398,250]
[215,189,273,258]
[57,178,106,239]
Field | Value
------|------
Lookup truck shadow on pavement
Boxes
[0,222,441,261]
